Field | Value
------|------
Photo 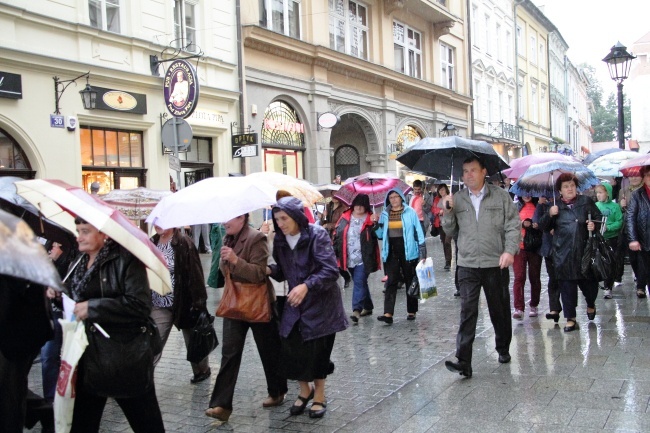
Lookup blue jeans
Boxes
[350,264,374,312]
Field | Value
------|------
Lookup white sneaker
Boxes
[512,310,523,319]
[604,290,613,299]
[614,281,623,287]
[529,307,538,317]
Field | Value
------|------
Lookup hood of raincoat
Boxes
[600,181,613,202]
[272,196,309,233]
[383,188,407,208]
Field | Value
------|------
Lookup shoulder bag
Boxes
[187,310,219,363]
[215,269,272,323]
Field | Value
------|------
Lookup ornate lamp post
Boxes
[602,42,636,150]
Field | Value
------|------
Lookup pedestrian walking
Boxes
[432,184,452,270]
[511,196,543,319]
[320,196,351,288]
[269,197,348,419]
[538,173,602,332]
[618,174,644,287]
[150,226,211,383]
[594,182,623,299]
[442,156,520,377]
[533,197,560,322]
[375,189,426,324]
[333,194,381,323]
[626,165,650,298]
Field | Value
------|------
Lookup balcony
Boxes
[387,0,457,25]
[488,121,523,144]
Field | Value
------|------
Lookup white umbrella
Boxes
[246,172,323,206]
[146,176,277,229]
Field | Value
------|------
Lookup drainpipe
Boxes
[236,0,246,175]
[466,0,474,139]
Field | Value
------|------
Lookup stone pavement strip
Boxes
[27,237,650,432]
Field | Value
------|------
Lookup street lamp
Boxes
[53,72,97,114]
[603,42,636,150]
[439,122,457,137]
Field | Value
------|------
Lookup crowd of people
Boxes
[2,161,650,432]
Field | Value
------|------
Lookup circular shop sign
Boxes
[318,112,339,129]
[163,60,200,118]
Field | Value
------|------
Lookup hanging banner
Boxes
[163,60,199,118]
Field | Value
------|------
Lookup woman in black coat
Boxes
[626,165,650,298]
[539,173,601,332]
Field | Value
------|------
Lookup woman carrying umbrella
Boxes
[375,189,426,324]
[626,165,650,298]
[150,225,211,383]
[432,184,452,270]
[268,197,348,418]
[69,217,164,432]
[539,174,601,332]
[333,194,381,323]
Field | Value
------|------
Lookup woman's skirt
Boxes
[281,324,336,382]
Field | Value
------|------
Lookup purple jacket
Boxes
[270,197,348,341]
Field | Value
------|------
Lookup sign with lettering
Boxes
[232,133,259,158]
[163,60,199,118]
[189,109,226,125]
[0,71,22,99]
[91,87,147,114]
[263,119,304,133]
[233,145,258,158]
[50,114,65,128]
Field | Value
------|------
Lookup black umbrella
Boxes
[0,176,76,250]
[582,148,622,166]
[397,136,509,188]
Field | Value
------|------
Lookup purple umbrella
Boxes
[334,172,412,208]
[502,153,575,179]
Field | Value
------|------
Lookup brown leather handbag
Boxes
[215,270,272,323]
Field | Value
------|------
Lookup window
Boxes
[263,0,301,39]
[174,0,197,51]
[518,83,524,118]
[530,34,537,64]
[329,0,368,60]
[498,90,504,121]
[474,80,481,120]
[516,25,523,55]
[531,83,538,123]
[440,43,455,89]
[505,30,512,67]
[471,5,478,47]
[508,94,513,123]
[0,128,31,171]
[487,85,493,123]
[394,22,422,79]
[539,42,545,69]
[80,127,143,168]
[495,23,501,62]
[89,0,120,33]
[541,88,547,125]
[179,137,212,162]
[484,15,490,55]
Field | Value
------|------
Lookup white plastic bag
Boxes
[416,258,437,299]
[54,319,88,433]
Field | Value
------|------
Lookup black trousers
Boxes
[455,266,512,364]
[209,318,288,410]
[0,349,37,433]
[383,237,419,315]
[558,278,598,319]
[545,255,561,312]
[70,382,164,433]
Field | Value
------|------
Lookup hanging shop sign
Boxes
[232,133,258,158]
[0,71,22,99]
[163,60,199,118]
[92,87,147,114]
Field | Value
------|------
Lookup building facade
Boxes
[0,0,240,192]
[566,60,592,156]
[629,31,650,154]
[240,0,472,183]
[548,29,568,147]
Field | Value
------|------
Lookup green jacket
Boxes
[206,223,226,288]
[595,182,623,240]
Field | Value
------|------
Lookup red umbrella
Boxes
[334,172,412,208]
[620,154,650,177]
[14,179,171,295]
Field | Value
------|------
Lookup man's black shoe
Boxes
[498,353,511,364]
[343,280,350,289]
[453,290,460,297]
[444,360,472,377]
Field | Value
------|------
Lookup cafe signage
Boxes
[163,60,199,118]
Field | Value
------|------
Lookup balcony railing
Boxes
[488,121,523,144]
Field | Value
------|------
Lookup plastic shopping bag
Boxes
[416,258,437,300]
[54,319,88,433]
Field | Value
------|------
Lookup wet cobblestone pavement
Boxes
[27,236,650,432]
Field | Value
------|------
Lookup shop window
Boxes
[174,0,198,52]
[89,0,121,33]
[81,127,143,168]
[261,101,305,148]
[334,145,360,180]
[179,137,212,163]
[329,0,369,60]
[260,0,301,39]
[0,128,34,178]
[395,125,422,153]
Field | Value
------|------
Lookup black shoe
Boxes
[377,315,393,325]
[407,314,416,321]
[308,401,327,418]
[445,360,472,378]
[343,280,350,289]
[190,369,211,384]
[444,264,451,270]
[289,388,314,416]
[453,290,460,297]
[564,319,577,333]
[545,312,560,323]
[587,308,596,321]
[498,353,511,364]
[349,311,359,323]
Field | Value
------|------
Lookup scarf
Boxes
[70,239,115,302]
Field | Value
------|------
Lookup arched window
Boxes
[395,125,422,153]
[0,128,34,179]
[262,100,305,177]
[334,145,359,180]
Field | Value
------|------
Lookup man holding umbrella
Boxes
[441,156,520,378]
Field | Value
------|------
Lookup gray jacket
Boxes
[441,184,520,268]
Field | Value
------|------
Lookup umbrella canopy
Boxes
[146,176,277,228]
[334,172,412,207]
[587,150,641,178]
[245,172,323,206]
[502,153,574,179]
[0,176,77,250]
[509,160,599,200]
[100,187,172,220]
[0,209,65,290]
[582,148,622,166]
[620,154,650,177]
[14,179,171,295]
[396,136,509,187]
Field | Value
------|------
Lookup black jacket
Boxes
[539,195,602,280]
[333,210,381,273]
[152,230,207,329]
[626,186,650,251]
